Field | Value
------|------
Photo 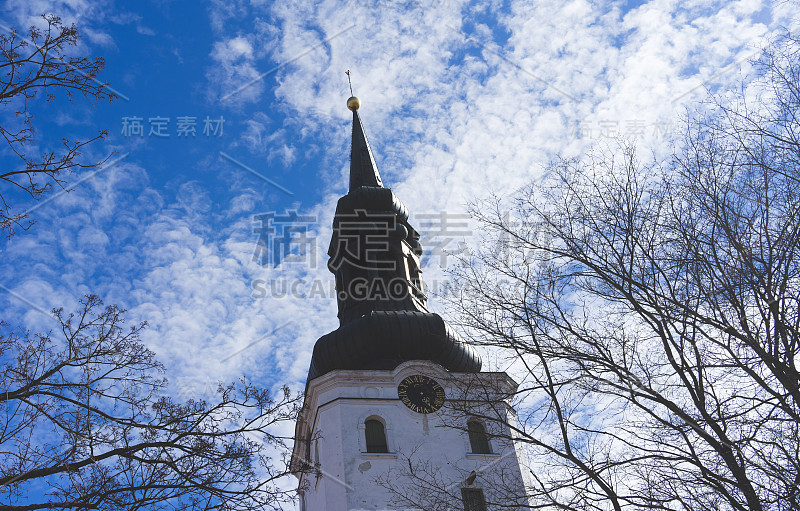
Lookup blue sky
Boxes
[0,0,794,489]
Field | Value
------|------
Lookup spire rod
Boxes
[346,69,354,96]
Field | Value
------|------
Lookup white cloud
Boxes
[207,35,266,105]
[213,35,255,61]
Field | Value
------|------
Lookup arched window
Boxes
[461,488,487,511]
[467,420,491,454]
[364,418,388,453]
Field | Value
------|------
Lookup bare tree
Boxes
[0,295,300,511]
[0,14,115,237]
[430,34,800,511]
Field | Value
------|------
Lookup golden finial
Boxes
[346,70,360,111]
[347,96,361,111]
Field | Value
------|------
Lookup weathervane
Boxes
[346,70,360,111]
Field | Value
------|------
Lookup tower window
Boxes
[467,420,492,454]
[364,419,388,453]
[461,488,487,511]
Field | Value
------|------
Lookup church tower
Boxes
[291,97,531,511]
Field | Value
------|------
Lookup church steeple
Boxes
[304,97,482,382]
[291,95,531,511]
[348,97,383,190]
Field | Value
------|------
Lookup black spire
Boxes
[349,108,383,190]
[305,97,482,382]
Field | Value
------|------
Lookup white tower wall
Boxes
[292,361,531,511]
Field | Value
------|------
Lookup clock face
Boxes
[397,375,445,414]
